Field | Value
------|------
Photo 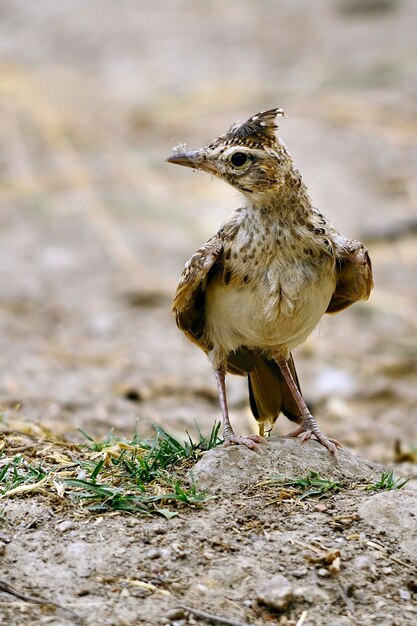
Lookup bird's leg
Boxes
[275,357,342,456]
[213,366,267,452]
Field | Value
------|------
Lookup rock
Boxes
[193,437,383,495]
[256,574,293,611]
[358,490,417,559]
[293,585,330,603]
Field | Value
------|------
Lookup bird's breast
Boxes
[204,254,335,355]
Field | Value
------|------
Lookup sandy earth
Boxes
[0,1,417,624]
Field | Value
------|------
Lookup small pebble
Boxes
[331,618,351,626]
[399,589,411,601]
[202,550,215,560]
[120,588,130,598]
[292,567,308,578]
[353,589,366,601]
[376,581,386,594]
[165,608,186,621]
[353,556,370,570]
[317,568,331,578]
[152,524,165,535]
[146,548,161,559]
[256,574,293,611]
[195,584,209,596]
[382,566,392,575]
[150,563,164,574]
[126,518,138,528]
[293,585,330,603]
[57,520,75,533]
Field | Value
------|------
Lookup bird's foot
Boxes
[223,433,268,452]
[286,415,342,456]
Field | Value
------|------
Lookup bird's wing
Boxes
[172,210,244,350]
[326,235,373,314]
[172,235,223,350]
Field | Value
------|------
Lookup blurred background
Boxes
[0,0,416,463]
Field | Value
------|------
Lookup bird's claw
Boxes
[286,421,342,456]
[223,433,268,453]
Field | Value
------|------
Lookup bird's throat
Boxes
[246,169,313,226]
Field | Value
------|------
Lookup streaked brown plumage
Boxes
[167,109,373,454]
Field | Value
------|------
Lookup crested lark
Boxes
[167,109,373,455]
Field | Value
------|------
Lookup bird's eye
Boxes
[230,152,248,167]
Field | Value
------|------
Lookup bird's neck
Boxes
[245,167,313,226]
[278,165,313,219]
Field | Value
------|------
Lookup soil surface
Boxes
[0,1,417,625]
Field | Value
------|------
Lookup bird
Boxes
[166,108,373,455]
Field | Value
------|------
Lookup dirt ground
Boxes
[0,1,417,624]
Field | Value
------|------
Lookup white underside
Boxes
[204,269,335,359]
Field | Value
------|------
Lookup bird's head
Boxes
[167,108,294,201]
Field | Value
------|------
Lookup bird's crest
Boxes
[222,108,285,148]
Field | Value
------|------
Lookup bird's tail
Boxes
[226,349,302,435]
[247,353,301,434]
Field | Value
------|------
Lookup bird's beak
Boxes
[166,150,206,170]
